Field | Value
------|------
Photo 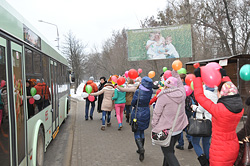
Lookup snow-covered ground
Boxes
[70,81,100,101]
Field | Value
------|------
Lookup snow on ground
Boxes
[70,81,99,101]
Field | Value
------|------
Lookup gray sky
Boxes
[6,0,167,53]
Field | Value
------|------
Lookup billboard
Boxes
[127,24,192,61]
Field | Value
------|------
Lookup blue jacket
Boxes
[131,77,153,131]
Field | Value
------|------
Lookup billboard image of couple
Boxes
[127,24,192,61]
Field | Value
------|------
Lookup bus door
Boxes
[50,60,59,138]
[0,35,26,165]
[10,41,26,165]
[0,36,11,165]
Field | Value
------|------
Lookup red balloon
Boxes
[88,95,95,102]
[184,85,193,96]
[138,68,142,74]
[29,98,35,104]
[193,63,200,69]
[164,70,172,79]
[206,62,222,71]
[201,66,222,88]
[185,74,196,86]
[128,69,138,79]
[1,80,5,87]
[117,77,126,86]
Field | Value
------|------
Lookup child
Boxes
[163,36,179,58]
[112,85,126,130]
[146,32,156,59]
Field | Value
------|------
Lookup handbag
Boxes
[187,112,212,137]
[151,104,182,147]
[131,89,140,132]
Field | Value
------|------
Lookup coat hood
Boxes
[86,80,94,84]
[140,76,153,90]
[158,87,185,104]
[217,94,243,113]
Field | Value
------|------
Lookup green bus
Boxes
[0,1,71,165]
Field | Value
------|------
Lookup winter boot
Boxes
[126,115,129,123]
[136,138,145,154]
[198,154,209,166]
[135,138,145,162]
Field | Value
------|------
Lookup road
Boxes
[44,97,243,166]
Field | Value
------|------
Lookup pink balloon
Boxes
[201,66,222,88]
[184,85,193,96]
[29,98,35,104]
[1,80,5,87]
[111,76,118,83]
[124,71,129,78]
[206,62,222,71]
[138,68,142,74]
[164,70,172,79]
[88,95,95,102]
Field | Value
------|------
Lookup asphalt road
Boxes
[44,97,244,166]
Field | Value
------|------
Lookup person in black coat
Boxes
[97,77,107,114]
[237,90,250,141]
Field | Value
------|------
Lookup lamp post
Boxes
[38,20,59,50]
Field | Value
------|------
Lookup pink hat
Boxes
[164,76,178,88]
[219,81,238,97]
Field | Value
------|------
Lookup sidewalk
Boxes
[70,99,201,166]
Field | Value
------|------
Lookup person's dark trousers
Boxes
[125,105,131,122]
[85,99,95,120]
[161,133,181,166]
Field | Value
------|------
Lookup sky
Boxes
[6,0,167,53]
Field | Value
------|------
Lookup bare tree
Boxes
[62,31,88,90]
[140,0,250,59]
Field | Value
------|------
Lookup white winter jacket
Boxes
[192,86,218,121]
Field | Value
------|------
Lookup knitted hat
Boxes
[89,76,94,81]
[164,76,178,88]
[219,81,238,97]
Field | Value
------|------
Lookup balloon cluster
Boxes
[29,87,42,104]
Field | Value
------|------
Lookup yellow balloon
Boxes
[112,80,115,85]
[148,71,155,78]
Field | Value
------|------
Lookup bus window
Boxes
[25,48,33,73]
[33,52,41,74]
[0,44,9,166]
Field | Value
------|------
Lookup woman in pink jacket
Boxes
[152,70,188,166]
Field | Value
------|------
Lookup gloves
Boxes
[194,67,201,77]
[219,68,227,77]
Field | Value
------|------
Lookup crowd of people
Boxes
[82,67,250,166]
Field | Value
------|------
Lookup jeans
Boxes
[192,136,211,159]
[85,99,95,119]
[177,127,192,146]
[125,105,131,118]
[161,133,181,166]
[102,111,111,126]
[134,130,145,139]
[115,103,125,124]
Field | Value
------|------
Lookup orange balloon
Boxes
[172,60,182,71]
[148,71,155,78]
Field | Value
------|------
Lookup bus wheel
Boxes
[36,128,44,166]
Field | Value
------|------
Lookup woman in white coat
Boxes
[191,85,218,166]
